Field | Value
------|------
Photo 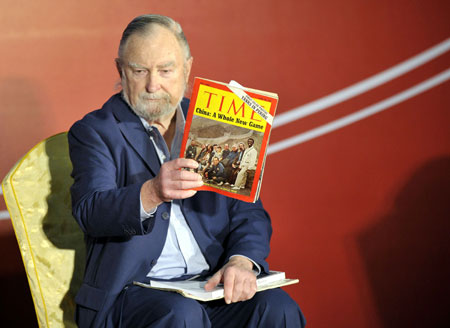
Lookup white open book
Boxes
[133,271,299,302]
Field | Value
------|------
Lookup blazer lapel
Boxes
[110,95,161,176]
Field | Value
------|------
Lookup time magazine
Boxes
[180,78,278,202]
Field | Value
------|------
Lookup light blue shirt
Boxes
[139,106,209,279]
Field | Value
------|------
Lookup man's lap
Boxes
[109,286,207,327]
[111,285,305,327]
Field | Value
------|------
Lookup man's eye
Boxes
[134,70,147,75]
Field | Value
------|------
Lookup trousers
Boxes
[111,285,306,327]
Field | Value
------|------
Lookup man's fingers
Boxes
[243,278,257,300]
[160,160,202,185]
[204,270,222,291]
[231,276,244,303]
[154,158,203,202]
[176,169,203,182]
[163,177,202,194]
[223,269,235,304]
[207,260,258,305]
[166,158,199,170]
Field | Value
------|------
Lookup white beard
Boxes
[120,73,186,121]
[122,90,177,121]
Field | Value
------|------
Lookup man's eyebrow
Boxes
[128,62,147,69]
[127,61,176,69]
[157,61,175,69]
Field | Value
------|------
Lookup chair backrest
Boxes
[2,132,85,328]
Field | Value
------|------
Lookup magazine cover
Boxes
[179,77,278,202]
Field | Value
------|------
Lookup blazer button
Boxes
[162,212,170,220]
[151,259,157,266]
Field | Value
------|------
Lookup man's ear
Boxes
[115,58,122,78]
[185,57,193,82]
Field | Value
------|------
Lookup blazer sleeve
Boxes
[224,198,272,273]
[68,120,148,238]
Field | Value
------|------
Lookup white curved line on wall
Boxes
[1,40,449,221]
[273,38,450,128]
[268,68,450,155]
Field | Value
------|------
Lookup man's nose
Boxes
[146,71,161,93]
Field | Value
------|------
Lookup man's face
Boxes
[232,145,237,151]
[119,25,192,122]
[239,143,245,151]
[213,158,219,165]
[247,139,254,147]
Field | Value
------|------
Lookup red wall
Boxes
[1,1,449,326]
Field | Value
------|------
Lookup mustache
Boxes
[139,92,170,101]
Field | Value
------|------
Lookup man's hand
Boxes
[204,256,257,304]
[141,158,203,211]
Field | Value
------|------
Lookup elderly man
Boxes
[222,144,239,184]
[204,156,226,185]
[185,140,197,159]
[69,14,305,328]
[232,138,258,190]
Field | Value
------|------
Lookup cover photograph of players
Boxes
[184,116,263,196]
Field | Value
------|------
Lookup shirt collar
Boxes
[139,104,186,160]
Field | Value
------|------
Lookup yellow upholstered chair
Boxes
[2,132,85,328]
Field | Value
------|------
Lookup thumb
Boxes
[204,270,223,291]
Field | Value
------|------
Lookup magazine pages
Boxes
[133,271,299,302]
[179,77,278,202]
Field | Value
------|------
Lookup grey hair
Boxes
[118,14,191,60]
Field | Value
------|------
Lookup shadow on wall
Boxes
[0,78,46,177]
[0,230,37,326]
[358,157,450,328]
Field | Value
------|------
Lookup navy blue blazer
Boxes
[68,94,272,327]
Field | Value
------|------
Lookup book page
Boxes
[133,271,298,302]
